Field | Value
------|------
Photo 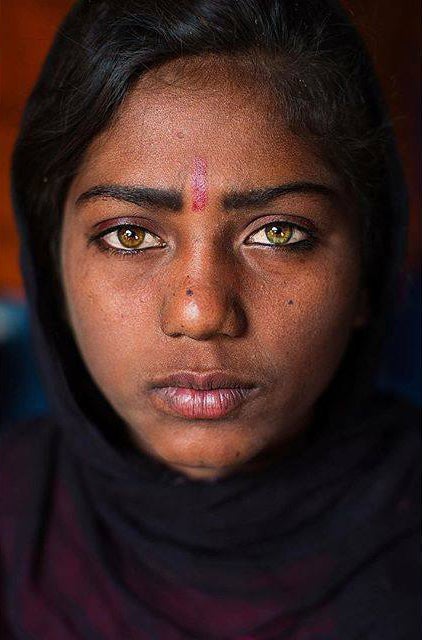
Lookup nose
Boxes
[160,261,247,341]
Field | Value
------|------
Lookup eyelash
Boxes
[89,224,164,257]
[89,221,318,256]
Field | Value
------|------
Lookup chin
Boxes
[131,421,263,480]
[162,453,253,481]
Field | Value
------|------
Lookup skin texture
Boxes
[61,58,367,481]
[191,157,208,212]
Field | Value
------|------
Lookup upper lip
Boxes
[149,371,258,391]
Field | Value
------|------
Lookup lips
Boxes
[148,372,259,420]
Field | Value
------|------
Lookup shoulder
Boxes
[348,392,421,531]
[336,390,421,451]
[0,417,61,571]
[318,391,421,518]
[368,390,421,423]
[360,392,421,483]
[0,416,60,510]
[363,391,421,452]
[342,394,421,638]
[0,415,59,465]
[321,390,421,472]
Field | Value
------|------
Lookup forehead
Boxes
[75,58,336,192]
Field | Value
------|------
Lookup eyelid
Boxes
[244,212,319,234]
[92,215,163,234]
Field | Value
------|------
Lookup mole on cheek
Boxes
[186,289,194,296]
[191,157,207,212]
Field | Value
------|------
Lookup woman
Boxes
[1,0,420,638]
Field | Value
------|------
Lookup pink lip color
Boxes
[150,387,254,420]
[191,157,207,211]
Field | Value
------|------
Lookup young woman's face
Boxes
[61,62,366,480]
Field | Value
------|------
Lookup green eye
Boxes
[117,226,146,248]
[246,221,308,247]
[265,223,293,245]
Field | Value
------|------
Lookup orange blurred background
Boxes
[1,0,420,294]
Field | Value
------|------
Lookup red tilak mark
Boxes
[191,157,207,211]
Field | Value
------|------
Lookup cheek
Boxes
[62,253,160,395]
[249,254,361,390]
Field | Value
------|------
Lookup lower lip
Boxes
[150,387,256,420]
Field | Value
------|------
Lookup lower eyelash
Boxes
[250,233,318,253]
[276,237,317,252]
[93,238,149,257]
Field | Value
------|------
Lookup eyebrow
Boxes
[74,180,338,212]
[222,182,339,210]
[75,184,183,211]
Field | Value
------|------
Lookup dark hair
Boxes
[12,0,408,415]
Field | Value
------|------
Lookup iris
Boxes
[117,226,145,249]
[265,223,293,245]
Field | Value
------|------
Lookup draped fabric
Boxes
[1,393,420,639]
[1,0,421,637]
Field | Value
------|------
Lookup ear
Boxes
[353,288,370,329]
